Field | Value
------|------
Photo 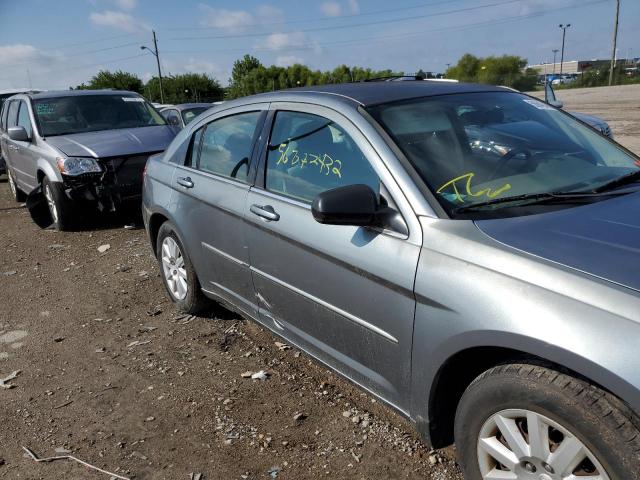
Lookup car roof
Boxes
[27,89,142,100]
[264,81,511,107]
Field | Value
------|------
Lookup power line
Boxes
[163,0,467,31]
[48,32,141,51]
[161,0,608,57]
[170,0,529,41]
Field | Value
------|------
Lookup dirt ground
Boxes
[529,84,640,155]
[0,182,461,479]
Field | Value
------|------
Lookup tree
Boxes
[76,70,144,93]
[446,53,536,90]
[227,55,263,99]
[145,73,224,103]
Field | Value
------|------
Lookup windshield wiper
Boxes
[592,169,640,193]
[455,189,629,213]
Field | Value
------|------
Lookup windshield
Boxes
[182,107,208,125]
[368,92,640,216]
[33,94,166,136]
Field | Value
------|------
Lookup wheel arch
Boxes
[421,334,640,449]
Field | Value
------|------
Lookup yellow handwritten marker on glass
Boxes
[437,172,511,203]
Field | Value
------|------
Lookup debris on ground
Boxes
[250,370,270,381]
[0,370,20,389]
[274,342,290,351]
[97,244,111,253]
[267,466,280,479]
[22,446,130,480]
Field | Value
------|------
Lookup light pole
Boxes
[609,0,620,86]
[141,30,165,104]
[552,49,559,74]
[558,24,571,76]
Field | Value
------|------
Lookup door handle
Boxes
[250,204,280,221]
[177,176,194,189]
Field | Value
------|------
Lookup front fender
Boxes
[37,157,62,183]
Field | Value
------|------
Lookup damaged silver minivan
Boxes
[0,90,177,230]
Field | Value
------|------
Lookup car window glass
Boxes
[265,111,380,203]
[7,100,20,128]
[17,101,33,138]
[197,111,261,183]
[368,92,639,215]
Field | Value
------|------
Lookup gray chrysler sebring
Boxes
[142,81,640,480]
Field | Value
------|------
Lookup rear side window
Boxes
[265,111,379,203]
[196,112,262,183]
[7,100,20,128]
[17,101,33,138]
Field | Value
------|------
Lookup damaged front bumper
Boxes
[62,154,156,212]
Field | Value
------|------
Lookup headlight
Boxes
[56,157,102,176]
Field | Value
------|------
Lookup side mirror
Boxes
[312,184,378,226]
[544,82,563,109]
[8,126,30,142]
[168,116,181,127]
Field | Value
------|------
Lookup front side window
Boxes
[33,94,166,137]
[17,101,32,138]
[7,100,19,128]
[368,92,640,217]
[265,111,379,203]
[196,111,261,183]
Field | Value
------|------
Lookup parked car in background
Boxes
[545,81,613,138]
[0,90,177,230]
[160,103,212,129]
[143,81,640,480]
[0,88,42,176]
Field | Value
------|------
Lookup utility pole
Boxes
[559,24,571,76]
[609,0,620,86]
[140,31,165,103]
[552,49,559,74]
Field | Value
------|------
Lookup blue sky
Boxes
[0,0,638,89]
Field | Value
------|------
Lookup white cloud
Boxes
[90,10,148,32]
[263,31,306,51]
[320,1,342,17]
[198,6,255,31]
[198,4,284,31]
[0,44,60,67]
[114,0,137,11]
[276,55,304,67]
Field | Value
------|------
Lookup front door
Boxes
[244,104,422,411]
[171,105,267,318]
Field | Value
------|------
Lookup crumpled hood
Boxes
[476,192,640,293]
[45,125,177,158]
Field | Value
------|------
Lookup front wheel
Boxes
[42,178,75,231]
[454,363,640,480]
[156,222,209,314]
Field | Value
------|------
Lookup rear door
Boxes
[244,103,422,410]
[171,104,268,318]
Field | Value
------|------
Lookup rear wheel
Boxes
[156,222,209,314]
[42,178,74,231]
[8,169,26,202]
[454,363,640,480]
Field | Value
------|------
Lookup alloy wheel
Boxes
[43,184,58,225]
[477,409,610,479]
[161,237,188,301]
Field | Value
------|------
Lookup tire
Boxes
[8,169,27,202]
[156,222,209,314]
[42,178,75,231]
[454,363,640,480]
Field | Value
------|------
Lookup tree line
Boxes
[71,52,548,103]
